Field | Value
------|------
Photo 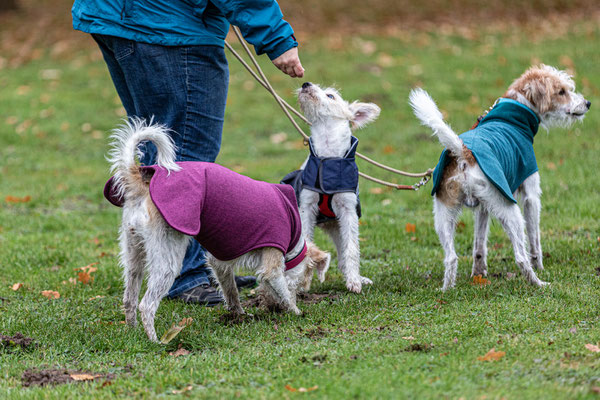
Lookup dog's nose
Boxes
[585,100,591,109]
[302,82,312,89]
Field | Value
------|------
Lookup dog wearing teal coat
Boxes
[410,65,590,290]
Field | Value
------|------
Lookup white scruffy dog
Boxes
[293,82,381,293]
[106,120,330,342]
[410,65,590,290]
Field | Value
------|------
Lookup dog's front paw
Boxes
[290,306,302,315]
[360,276,373,286]
[531,255,544,270]
[346,278,362,293]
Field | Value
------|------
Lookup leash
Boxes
[224,26,433,191]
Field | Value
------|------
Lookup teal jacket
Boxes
[432,99,540,203]
[72,0,297,60]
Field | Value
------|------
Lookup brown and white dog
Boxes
[410,65,590,290]
[106,120,330,341]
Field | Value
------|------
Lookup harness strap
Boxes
[318,194,336,218]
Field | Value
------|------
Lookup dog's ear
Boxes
[523,77,552,114]
[349,102,381,130]
[307,243,331,283]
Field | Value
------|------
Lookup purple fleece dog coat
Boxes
[104,162,304,264]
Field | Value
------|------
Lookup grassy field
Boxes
[1,9,599,399]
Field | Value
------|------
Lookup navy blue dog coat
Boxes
[281,136,361,223]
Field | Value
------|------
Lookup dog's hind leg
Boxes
[120,224,146,327]
[209,257,244,315]
[138,229,189,342]
[330,193,366,293]
[471,207,489,277]
[433,198,462,290]
[492,201,547,287]
[519,173,544,270]
[259,248,301,314]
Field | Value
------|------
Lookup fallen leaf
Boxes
[160,318,193,344]
[405,223,416,233]
[383,145,395,154]
[285,384,318,392]
[402,336,415,340]
[77,272,93,284]
[88,295,105,301]
[76,262,98,274]
[41,290,60,299]
[5,195,31,203]
[369,187,384,194]
[585,344,600,353]
[471,275,491,286]
[172,385,193,394]
[169,347,191,357]
[477,348,505,361]
[11,283,23,291]
[270,132,288,144]
[69,373,99,381]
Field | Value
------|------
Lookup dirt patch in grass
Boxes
[241,291,340,311]
[404,343,433,352]
[21,369,113,387]
[1,333,35,351]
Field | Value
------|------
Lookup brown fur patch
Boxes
[261,247,285,280]
[462,146,476,165]
[145,196,162,222]
[436,155,462,208]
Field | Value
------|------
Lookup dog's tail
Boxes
[409,88,463,157]
[106,118,180,198]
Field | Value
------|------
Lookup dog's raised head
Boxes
[297,82,380,131]
[504,64,591,128]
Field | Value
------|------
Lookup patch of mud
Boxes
[241,291,340,310]
[300,326,329,339]
[219,312,253,325]
[1,333,34,351]
[21,369,113,387]
[404,343,433,352]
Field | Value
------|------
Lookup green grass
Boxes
[1,20,599,399]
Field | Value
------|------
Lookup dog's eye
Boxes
[326,94,335,99]
[558,88,566,95]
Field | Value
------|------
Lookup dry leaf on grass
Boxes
[5,195,31,203]
[169,347,191,357]
[585,344,600,353]
[285,384,318,392]
[172,385,193,394]
[477,348,505,361]
[11,283,23,291]
[369,187,384,194]
[41,290,60,299]
[402,336,415,340]
[471,275,491,286]
[160,318,193,344]
[405,223,416,233]
[69,373,100,381]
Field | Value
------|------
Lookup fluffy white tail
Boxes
[409,88,463,157]
[106,118,180,198]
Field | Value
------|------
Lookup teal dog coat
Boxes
[431,98,540,203]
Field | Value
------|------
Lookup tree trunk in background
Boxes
[0,0,19,13]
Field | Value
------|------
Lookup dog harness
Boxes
[281,136,361,223]
[431,98,540,203]
[104,162,305,269]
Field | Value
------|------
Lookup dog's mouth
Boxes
[568,111,586,117]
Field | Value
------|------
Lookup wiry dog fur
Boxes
[410,65,590,290]
[297,83,381,293]
[108,120,330,342]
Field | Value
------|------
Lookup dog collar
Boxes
[285,241,307,271]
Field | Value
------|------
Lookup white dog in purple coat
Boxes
[105,120,330,342]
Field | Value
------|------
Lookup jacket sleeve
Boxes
[209,0,298,60]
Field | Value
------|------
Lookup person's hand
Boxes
[272,47,304,78]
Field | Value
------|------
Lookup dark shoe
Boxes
[174,284,223,306]
[234,275,257,289]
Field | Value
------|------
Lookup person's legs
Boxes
[93,34,228,301]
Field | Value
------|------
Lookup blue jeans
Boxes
[93,34,229,297]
